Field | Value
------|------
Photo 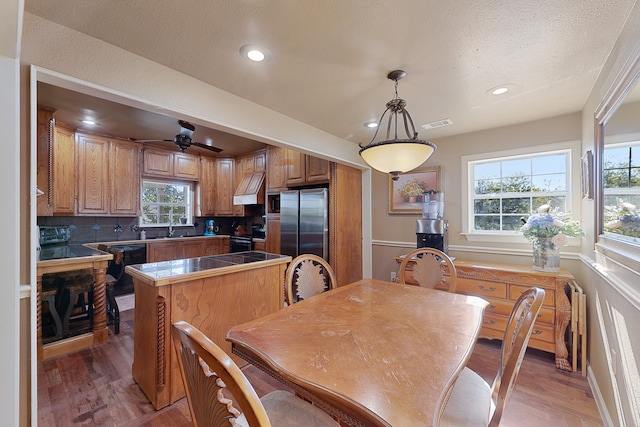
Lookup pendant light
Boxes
[359,70,436,180]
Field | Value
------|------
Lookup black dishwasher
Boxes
[108,244,146,295]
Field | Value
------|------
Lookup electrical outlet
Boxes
[611,348,617,375]
[390,272,397,282]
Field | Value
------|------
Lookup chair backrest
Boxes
[489,287,545,426]
[98,244,125,283]
[171,320,272,427]
[397,248,457,293]
[285,254,337,305]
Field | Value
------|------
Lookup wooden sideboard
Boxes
[396,257,574,371]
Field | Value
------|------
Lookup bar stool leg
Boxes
[41,293,63,343]
[106,283,120,334]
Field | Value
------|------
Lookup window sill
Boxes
[461,232,581,247]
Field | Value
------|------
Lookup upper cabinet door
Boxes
[285,149,306,186]
[50,125,77,215]
[110,140,141,216]
[305,155,331,183]
[199,156,217,216]
[143,148,174,177]
[76,133,110,215]
[266,146,288,192]
[215,158,235,216]
[174,152,200,180]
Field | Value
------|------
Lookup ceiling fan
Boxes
[130,120,222,153]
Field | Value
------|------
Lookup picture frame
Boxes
[389,165,441,214]
[581,150,593,200]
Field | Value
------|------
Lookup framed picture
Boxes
[581,150,593,200]
[389,166,441,214]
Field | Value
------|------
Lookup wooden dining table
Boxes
[226,278,489,427]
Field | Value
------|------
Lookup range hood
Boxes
[233,172,265,205]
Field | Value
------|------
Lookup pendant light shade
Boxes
[359,70,436,180]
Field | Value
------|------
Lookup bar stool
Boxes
[41,277,63,343]
[99,245,123,334]
[59,269,95,338]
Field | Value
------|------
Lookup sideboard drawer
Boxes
[510,283,555,307]
[484,299,513,316]
[457,278,507,299]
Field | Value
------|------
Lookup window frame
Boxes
[461,140,582,244]
[139,178,195,228]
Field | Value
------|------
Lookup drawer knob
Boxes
[488,304,496,310]
[484,320,496,325]
[532,329,543,335]
[478,285,496,292]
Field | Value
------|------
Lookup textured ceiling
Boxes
[26,0,637,156]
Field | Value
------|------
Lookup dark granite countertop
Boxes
[125,251,291,287]
[38,243,109,262]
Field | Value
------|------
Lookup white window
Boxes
[603,140,640,241]
[462,141,580,242]
[140,179,193,227]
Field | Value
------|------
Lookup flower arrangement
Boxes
[398,178,427,199]
[604,201,640,238]
[520,204,584,245]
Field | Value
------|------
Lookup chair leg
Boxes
[106,284,120,334]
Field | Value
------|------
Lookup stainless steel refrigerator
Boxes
[280,188,329,260]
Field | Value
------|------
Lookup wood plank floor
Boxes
[37,307,603,426]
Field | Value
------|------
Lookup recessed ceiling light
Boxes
[488,85,513,96]
[364,121,378,128]
[82,119,96,125]
[240,44,271,62]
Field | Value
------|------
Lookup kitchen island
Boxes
[37,244,112,361]
[125,251,291,410]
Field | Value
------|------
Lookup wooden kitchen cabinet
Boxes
[110,139,141,216]
[146,241,179,263]
[215,158,235,216]
[174,152,200,180]
[77,134,141,216]
[266,145,288,192]
[77,133,110,215]
[265,215,281,254]
[37,109,76,216]
[199,156,217,216]
[285,148,331,186]
[180,239,207,259]
[146,237,230,262]
[143,148,200,180]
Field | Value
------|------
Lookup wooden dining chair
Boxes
[171,321,340,427]
[285,254,337,305]
[397,248,457,293]
[437,287,545,427]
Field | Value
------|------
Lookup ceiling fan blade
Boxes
[129,138,174,143]
[191,142,223,153]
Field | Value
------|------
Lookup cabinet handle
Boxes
[532,329,543,336]
[488,304,496,310]
[478,285,496,292]
[483,320,496,325]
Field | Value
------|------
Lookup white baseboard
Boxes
[588,364,615,427]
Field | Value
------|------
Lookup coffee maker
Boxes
[416,191,448,253]
[204,219,216,236]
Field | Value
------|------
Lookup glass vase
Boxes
[532,237,560,272]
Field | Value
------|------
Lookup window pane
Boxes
[141,180,193,226]
[475,215,500,231]
[470,150,570,233]
[502,158,531,178]
[603,142,640,240]
[474,199,500,214]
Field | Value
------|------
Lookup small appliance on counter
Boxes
[39,226,71,246]
[416,191,448,253]
[204,219,216,236]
